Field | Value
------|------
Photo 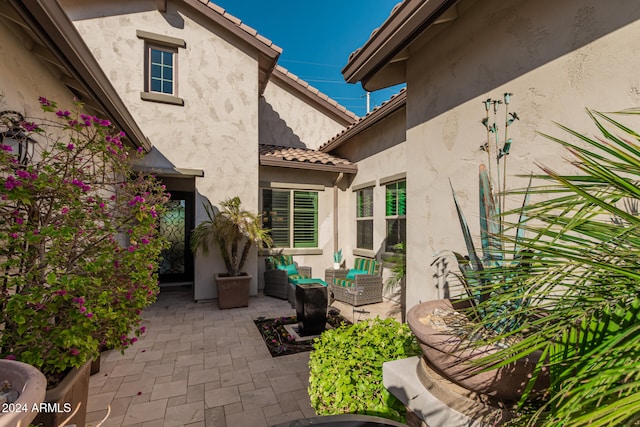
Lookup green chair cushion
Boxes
[277,263,298,275]
[334,278,355,288]
[346,269,368,279]
[353,257,380,275]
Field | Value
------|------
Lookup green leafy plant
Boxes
[474,109,640,426]
[0,97,168,384]
[333,248,342,264]
[384,243,406,322]
[190,197,271,276]
[308,317,420,422]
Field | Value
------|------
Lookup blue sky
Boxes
[212,0,405,118]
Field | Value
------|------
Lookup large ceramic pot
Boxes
[407,299,548,402]
[0,360,47,427]
[269,414,408,427]
[32,361,91,427]
[215,273,251,309]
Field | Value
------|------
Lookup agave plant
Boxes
[473,109,640,426]
[448,166,532,334]
[442,93,532,334]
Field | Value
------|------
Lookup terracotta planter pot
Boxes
[407,299,548,402]
[0,360,46,427]
[215,273,251,309]
[90,354,101,376]
[32,361,91,427]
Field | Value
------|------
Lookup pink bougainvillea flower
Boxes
[4,176,21,190]
[69,348,80,356]
[67,143,75,150]
[23,121,38,132]
[5,355,16,361]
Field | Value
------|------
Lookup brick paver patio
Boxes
[85,286,399,427]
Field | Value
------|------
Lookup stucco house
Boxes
[1,0,363,302]
[6,0,640,313]
[330,0,640,311]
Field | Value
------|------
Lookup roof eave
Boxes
[15,0,152,152]
[342,0,457,89]
[321,89,406,153]
[259,156,357,174]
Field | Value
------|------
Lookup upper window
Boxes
[149,46,175,95]
[136,30,185,106]
[385,180,406,252]
[262,189,318,248]
[356,188,374,250]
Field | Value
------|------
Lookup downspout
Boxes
[333,172,345,254]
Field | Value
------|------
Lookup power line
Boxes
[301,79,353,84]
[279,59,341,68]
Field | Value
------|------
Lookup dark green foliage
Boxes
[474,109,640,426]
[308,317,420,422]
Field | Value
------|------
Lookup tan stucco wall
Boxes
[60,0,262,300]
[0,22,78,122]
[260,81,349,149]
[403,0,640,308]
[333,106,406,264]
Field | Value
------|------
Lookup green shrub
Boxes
[308,317,420,422]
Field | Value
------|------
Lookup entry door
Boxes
[158,191,194,283]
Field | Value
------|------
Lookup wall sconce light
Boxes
[0,110,35,165]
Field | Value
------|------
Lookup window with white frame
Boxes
[356,187,374,250]
[385,180,406,252]
[148,46,176,95]
[262,189,318,248]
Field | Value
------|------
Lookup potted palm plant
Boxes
[191,197,272,309]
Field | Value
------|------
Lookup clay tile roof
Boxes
[271,65,358,125]
[259,145,357,173]
[320,87,406,152]
[198,0,283,54]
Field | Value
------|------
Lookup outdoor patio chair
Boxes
[263,254,312,299]
[329,257,383,306]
